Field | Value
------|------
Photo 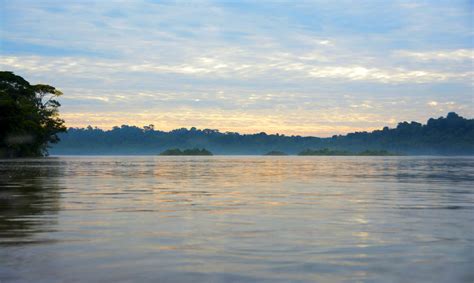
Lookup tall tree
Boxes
[0,71,66,157]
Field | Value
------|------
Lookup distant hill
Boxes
[50,112,474,155]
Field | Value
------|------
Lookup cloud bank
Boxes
[1,0,472,136]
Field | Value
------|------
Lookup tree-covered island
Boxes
[160,148,213,156]
[264,150,288,156]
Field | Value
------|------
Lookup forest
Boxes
[0,71,66,157]
[5,71,471,157]
[51,112,473,155]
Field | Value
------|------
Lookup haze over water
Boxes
[0,156,473,282]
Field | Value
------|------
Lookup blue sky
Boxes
[0,0,472,136]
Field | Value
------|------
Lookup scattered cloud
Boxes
[1,55,471,84]
[0,0,472,136]
[396,49,474,61]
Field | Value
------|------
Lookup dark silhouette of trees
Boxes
[0,71,66,157]
[328,112,473,155]
[51,113,473,155]
[264,151,288,156]
[160,148,213,156]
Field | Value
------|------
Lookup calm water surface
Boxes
[0,156,473,282]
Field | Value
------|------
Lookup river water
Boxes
[0,156,473,282]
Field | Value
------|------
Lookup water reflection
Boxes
[0,156,472,282]
[0,159,62,243]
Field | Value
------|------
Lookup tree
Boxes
[52,112,473,155]
[0,71,66,157]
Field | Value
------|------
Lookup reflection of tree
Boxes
[0,160,62,242]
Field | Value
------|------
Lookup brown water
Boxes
[0,156,473,282]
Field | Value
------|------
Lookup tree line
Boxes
[52,112,473,155]
[2,71,473,157]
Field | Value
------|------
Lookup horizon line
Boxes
[63,111,468,138]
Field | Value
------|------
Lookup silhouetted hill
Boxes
[50,113,474,155]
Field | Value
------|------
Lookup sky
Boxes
[0,0,473,136]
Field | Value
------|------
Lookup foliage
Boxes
[357,150,394,156]
[51,113,473,156]
[160,148,213,156]
[0,71,66,157]
[264,150,288,156]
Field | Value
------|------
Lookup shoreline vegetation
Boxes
[160,148,213,156]
[52,112,474,156]
[2,72,474,157]
[1,72,66,158]
[157,148,397,156]
[264,150,288,156]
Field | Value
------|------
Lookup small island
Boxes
[298,148,396,156]
[264,150,288,156]
[159,148,213,156]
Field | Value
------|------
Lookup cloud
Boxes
[426,100,465,114]
[307,66,471,83]
[396,49,474,61]
[1,55,471,85]
[1,0,473,135]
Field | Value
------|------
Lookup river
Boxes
[0,156,473,282]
